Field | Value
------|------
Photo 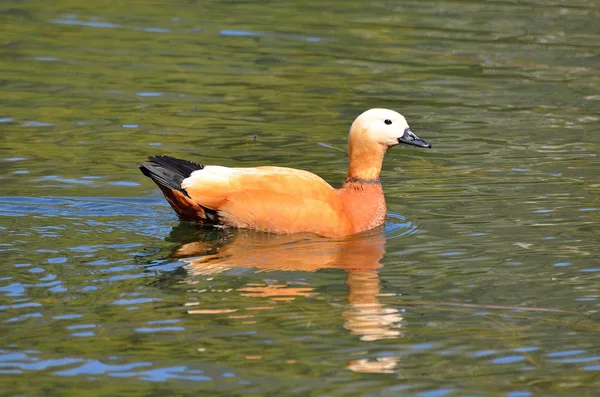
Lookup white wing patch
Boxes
[181,165,234,189]
[181,166,330,190]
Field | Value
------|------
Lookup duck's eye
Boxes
[384,119,392,125]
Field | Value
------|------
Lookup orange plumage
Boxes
[140,108,431,237]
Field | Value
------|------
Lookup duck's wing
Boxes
[181,165,351,236]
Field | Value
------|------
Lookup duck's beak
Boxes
[398,128,431,148]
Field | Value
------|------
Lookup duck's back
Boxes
[180,165,353,236]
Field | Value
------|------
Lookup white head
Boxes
[349,108,431,149]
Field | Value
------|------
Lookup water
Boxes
[1,0,599,395]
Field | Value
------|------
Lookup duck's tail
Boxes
[139,156,204,194]
[140,156,216,222]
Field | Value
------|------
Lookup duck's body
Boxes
[140,108,431,237]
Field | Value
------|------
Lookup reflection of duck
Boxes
[170,225,404,348]
[140,108,431,237]
[174,227,384,275]
[343,271,404,342]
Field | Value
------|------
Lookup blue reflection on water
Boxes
[491,355,525,364]
[547,350,584,357]
[220,29,264,37]
[51,19,119,28]
[0,350,211,381]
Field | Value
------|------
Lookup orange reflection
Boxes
[174,228,384,275]
[170,226,403,372]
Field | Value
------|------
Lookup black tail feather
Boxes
[139,155,204,194]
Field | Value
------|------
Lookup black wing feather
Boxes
[139,155,204,194]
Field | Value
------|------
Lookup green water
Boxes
[1,0,599,395]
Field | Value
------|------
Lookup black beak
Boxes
[398,128,431,148]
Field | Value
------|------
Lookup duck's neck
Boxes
[338,140,389,233]
[346,141,387,181]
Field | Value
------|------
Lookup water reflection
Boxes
[170,225,404,351]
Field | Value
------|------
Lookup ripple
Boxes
[112,298,160,305]
[507,392,532,397]
[6,312,43,322]
[0,355,83,371]
[53,314,83,320]
[112,365,211,382]
[554,262,571,267]
[419,389,452,397]
[549,356,600,364]
[107,181,140,187]
[22,121,54,127]
[67,324,96,330]
[0,283,25,297]
[220,29,264,37]
[134,327,185,333]
[411,343,435,351]
[137,27,170,33]
[384,212,419,239]
[34,176,94,185]
[147,319,181,325]
[491,355,526,364]
[54,360,151,376]
[51,19,119,28]
[514,347,539,353]
[7,302,42,309]
[0,196,161,218]
[547,350,585,357]
[70,331,94,337]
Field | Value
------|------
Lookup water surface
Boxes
[1,0,599,395]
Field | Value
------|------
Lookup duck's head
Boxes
[349,108,431,150]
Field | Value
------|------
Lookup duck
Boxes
[139,108,431,237]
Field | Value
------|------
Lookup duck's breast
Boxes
[337,183,387,234]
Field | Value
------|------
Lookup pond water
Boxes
[1,0,599,395]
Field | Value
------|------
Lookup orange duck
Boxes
[139,108,431,237]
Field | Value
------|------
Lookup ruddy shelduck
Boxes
[140,108,431,237]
